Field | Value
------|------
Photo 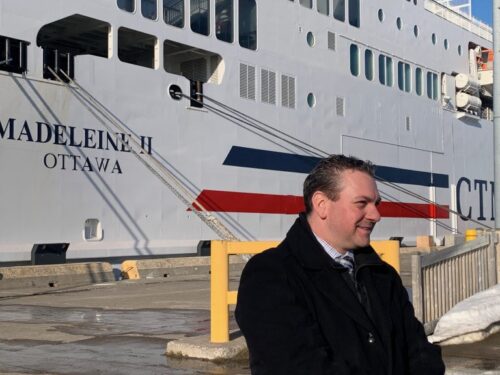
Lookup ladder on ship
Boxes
[46,67,239,242]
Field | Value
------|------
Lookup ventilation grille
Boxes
[328,32,336,51]
[281,74,296,109]
[261,69,276,105]
[180,58,208,82]
[208,55,220,84]
[336,97,345,116]
[240,63,256,100]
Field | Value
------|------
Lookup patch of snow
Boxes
[428,284,500,345]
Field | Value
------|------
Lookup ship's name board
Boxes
[0,118,153,174]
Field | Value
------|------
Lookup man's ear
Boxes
[311,191,329,220]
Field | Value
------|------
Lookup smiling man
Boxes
[235,155,445,375]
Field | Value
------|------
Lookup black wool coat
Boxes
[235,214,445,375]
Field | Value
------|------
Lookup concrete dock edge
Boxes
[0,262,114,290]
[121,256,247,280]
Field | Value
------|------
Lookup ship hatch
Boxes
[37,14,110,81]
[164,39,224,107]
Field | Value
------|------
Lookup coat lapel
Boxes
[285,215,376,332]
[310,267,376,332]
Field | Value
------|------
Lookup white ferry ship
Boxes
[0,0,494,262]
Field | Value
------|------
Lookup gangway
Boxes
[47,67,240,242]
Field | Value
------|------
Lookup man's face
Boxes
[322,170,381,253]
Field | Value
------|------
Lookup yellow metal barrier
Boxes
[465,229,477,242]
[210,239,400,343]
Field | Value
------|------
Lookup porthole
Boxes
[458,45,462,55]
[378,9,384,22]
[307,93,316,108]
[432,33,437,45]
[396,17,402,30]
[413,0,417,4]
[413,25,419,37]
[306,31,315,47]
[444,39,449,50]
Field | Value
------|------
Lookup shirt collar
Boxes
[313,232,354,262]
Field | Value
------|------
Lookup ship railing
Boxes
[425,0,492,42]
[411,231,498,332]
[210,240,400,343]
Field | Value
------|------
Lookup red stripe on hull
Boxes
[192,190,449,219]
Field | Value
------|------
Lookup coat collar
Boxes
[283,213,391,337]
[284,213,385,270]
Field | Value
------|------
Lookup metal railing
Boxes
[210,240,400,343]
[411,232,497,329]
[425,0,492,42]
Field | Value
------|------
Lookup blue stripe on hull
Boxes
[223,146,449,188]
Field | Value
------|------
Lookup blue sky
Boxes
[472,0,492,25]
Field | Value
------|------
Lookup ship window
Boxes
[413,25,419,37]
[307,93,316,108]
[348,0,360,27]
[415,67,423,96]
[379,54,393,87]
[427,71,438,100]
[318,0,329,15]
[164,0,184,28]
[432,33,437,45]
[378,9,384,22]
[332,0,345,22]
[240,63,256,100]
[458,45,462,55]
[307,32,315,47]
[142,0,158,19]
[300,0,312,8]
[396,17,402,30]
[444,39,449,50]
[365,49,374,81]
[281,74,296,109]
[350,44,359,76]
[118,0,135,12]
[261,69,276,105]
[191,0,210,35]
[0,36,29,74]
[118,27,156,69]
[239,0,257,50]
[398,62,411,93]
[216,0,233,42]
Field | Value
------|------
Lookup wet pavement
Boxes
[0,277,498,374]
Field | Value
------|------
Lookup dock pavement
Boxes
[0,260,499,374]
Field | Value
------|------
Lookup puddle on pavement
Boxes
[0,305,249,374]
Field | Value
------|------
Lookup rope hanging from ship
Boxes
[182,91,492,234]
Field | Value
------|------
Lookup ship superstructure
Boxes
[0,0,494,262]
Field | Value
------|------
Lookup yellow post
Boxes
[210,241,229,343]
[465,229,477,242]
[371,240,400,273]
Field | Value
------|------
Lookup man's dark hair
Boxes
[303,154,375,214]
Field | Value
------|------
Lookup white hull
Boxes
[0,0,494,261]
